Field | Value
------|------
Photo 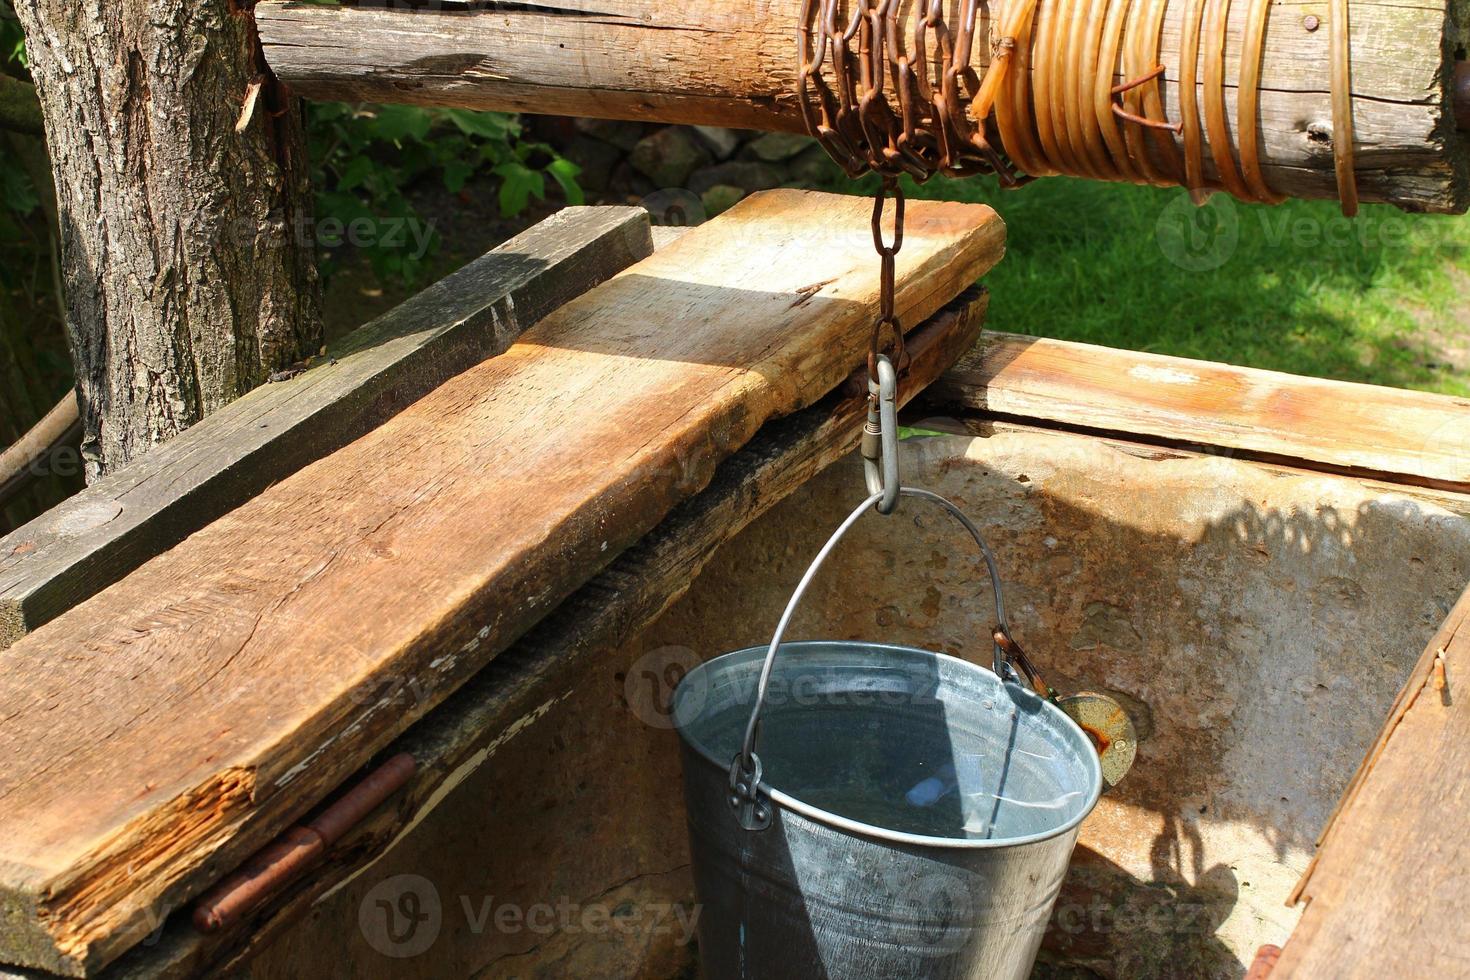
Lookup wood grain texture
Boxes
[80,290,990,980]
[253,0,1468,212]
[0,189,1004,977]
[15,0,324,477]
[0,206,654,651]
[925,331,1470,492]
[1272,581,1470,978]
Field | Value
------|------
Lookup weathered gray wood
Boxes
[254,0,1469,212]
[82,288,989,980]
[0,206,655,651]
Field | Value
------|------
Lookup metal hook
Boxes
[862,354,900,515]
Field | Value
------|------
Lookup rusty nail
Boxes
[1302,14,1320,31]
[192,753,416,933]
[1110,63,1167,97]
[1111,103,1185,134]
[1434,648,1452,706]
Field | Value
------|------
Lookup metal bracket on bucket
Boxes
[727,753,772,831]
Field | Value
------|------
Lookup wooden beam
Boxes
[254,0,1469,213]
[923,331,1470,494]
[0,206,655,651]
[0,396,80,514]
[83,289,990,980]
[1271,580,1470,978]
[0,189,1004,977]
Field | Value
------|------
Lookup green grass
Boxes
[851,174,1470,397]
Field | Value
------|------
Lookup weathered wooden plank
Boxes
[926,414,1470,520]
[0,189,1004,977]
[1271,580,1470,978]
[254,0,1468,212]
[82,289,990,980]
[924,331,1470,493]
[0,206,654,651]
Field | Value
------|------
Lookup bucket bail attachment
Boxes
[727,752,772,831]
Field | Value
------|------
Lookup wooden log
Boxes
[1272,579,1470,978]
[0,205,654,651]
[922,331,1470,493]
[0,189,1004,977]
[82,289,990,980]
[254,0,1470,213]
[0,395,80,514]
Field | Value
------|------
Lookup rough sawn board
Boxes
[0,189,1004,976]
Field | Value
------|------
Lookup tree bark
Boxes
[13,0,322,480]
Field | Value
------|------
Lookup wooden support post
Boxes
[0,190,1003,977]
[0,206,655,650]
[254,0,1470,212]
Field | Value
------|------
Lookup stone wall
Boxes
[533,118,847,224]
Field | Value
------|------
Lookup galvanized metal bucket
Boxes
[672,489,1104,980]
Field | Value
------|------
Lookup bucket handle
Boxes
[728,486,1049,831]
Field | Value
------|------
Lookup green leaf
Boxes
[369,105,433,144]
[546,158,584,207]
[337,155,375,193]
[445,109,513,141]
[442,159,473,194]
[0,164,37,218]
[492,161,544,218]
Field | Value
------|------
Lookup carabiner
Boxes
[861,354,900,515]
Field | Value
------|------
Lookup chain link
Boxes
[868,177,909,381]
[797,0,1022,184]
[798,2,1017,406]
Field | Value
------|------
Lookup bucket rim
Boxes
[673,640,1104,851]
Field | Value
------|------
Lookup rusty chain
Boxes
[796,0,1023,183]
[798,1,1020,417]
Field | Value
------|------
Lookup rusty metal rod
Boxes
[192,753,416,933]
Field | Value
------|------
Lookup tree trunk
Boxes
[13,0,322,480]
